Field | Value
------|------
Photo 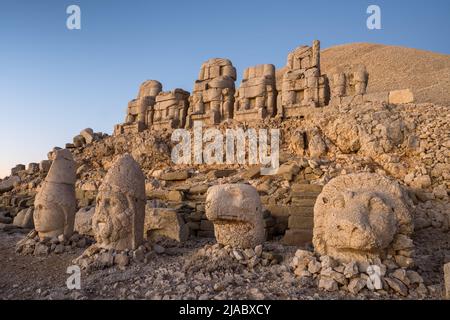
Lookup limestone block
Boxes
[74,206,95,236]
[0,176,20,194]
[13,207,34,228]
[389,89,414,104]
[145,207,189,242]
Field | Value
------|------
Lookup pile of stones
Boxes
[194,243,282,270]
[15,230,93,256]
[291,249,428,298]
[72,242,155,271]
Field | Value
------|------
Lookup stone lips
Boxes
[313,172,414,263]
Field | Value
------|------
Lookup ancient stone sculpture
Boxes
[186,58,236,127]
[33,149,77,240]
[205,184,265,249]
[313,173,414,263]
[92,154,146,251]
[114,80,162,135]
[152,89,190,130]
[234,64,277,121]
[278,40,328,118]
[329,64,368,105]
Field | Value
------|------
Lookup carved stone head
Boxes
[92,154,146,251]
[313,173,413,263]
[34,149,77,240]
[206,184,265,249]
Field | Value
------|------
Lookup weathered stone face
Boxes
[313,173,414,263]
[92,154,145,251]
[205,184,265,249]
[34,149,77,240]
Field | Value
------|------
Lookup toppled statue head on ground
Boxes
[205,184,265,249]
[313,173,414,263]
[34,149,76,240]
[92,154,146,251]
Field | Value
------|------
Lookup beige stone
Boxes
[445,262,450,299]
[34,149,77,240]
[74,206,95,236]
[151,89,190,129]
[278,40,328,118]
[234,64,277,121]
[389,89,414,104]
[313,173,413,263]
[205,184,265,249]
[144,206,189,242]
[92,154,146,251]
[0,176,20,194]
[115,80,162,135]
[186,58,236,126]
[13,207,34,229]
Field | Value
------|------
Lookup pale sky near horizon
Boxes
[1,0,449,179]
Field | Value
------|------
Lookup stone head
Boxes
[313,173,413,262]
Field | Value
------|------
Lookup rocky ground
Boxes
[0,224,447,300]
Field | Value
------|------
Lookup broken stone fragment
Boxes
[74,206,95,236]
[144,206,189,242]
[13,207,34,229]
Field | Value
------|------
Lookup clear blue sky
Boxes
[1,0,449,178]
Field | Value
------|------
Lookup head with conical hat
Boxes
[34,149,77,239]
[92,153,146,251]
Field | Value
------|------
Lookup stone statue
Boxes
[186,58,236,127]
[152,89,190,129]
[114,80,162,135]
[234,64,277,122]
[313,173,414,263]
[278,40,328,118]
[205,184,265,249]
[34,149,77,240]
[92,154,146,251]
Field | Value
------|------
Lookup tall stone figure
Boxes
[34,149,77,240]
[92,154,146,251]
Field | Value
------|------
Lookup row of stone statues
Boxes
[114,40,370,135]
[33,149,413,265]
[33,150,266,251]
